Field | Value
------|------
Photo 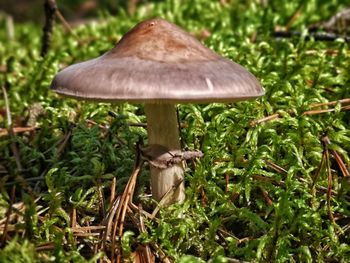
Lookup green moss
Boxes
[1,0,350,262]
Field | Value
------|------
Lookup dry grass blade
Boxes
[110,177,117,205]
[285,5,302,30]
[200,187,207,207]
[1,85,22,172]
[311,149,326,190]
[322,137,335,223]
[259,186,273,206]
[97,181,106,218]
[98,196,121,253]
[303,105,350,115]
[0,224,17,233]
[310,98,350,108]
[149,243,172,263]
[129,202,157,222]
[111,145,143,262]
[71,207,77,228]
[138,205,153,263]
[55,8,74,34]
[332,150,350,177]
[73,226,106,237]
[264,160,346,200]
[151,178,184,218]
[0,186,16,247]
[0,197,44,238]
[86,119,108,131]
[250,99,350,126]
[0,200,25,226]
[36,242,55,252]
[117,162,142,237]
[73,226,107,232]
[0,64,7,72]
[249,113,280,127]
[0,126,38,136]
[225,173,230,192]
[265,160,288,174]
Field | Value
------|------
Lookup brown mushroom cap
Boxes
[51,18,264,103]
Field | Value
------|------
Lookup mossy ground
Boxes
[0,0,350,262]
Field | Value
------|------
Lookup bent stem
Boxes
[144,103,185,205]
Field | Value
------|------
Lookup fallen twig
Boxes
[54,7,74,34]
[249,113,280,127]
[41,0,57,57]
[110,142,143,262]
[309,98,350,108]
[303,105,350,115]
[250,99,350,127]
[141,144,203,169]
[273,30,350,44]
[0,126,38,137]
[322,137,335,223]
[41,0,75,57]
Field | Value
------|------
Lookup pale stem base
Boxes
[144,103,185,205]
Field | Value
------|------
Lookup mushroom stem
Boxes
[144,103,185,205]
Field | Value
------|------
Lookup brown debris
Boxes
[140,144,203,169]
[0,126,38,137]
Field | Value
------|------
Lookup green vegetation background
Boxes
[0,0,350,262]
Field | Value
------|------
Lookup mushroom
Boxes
[50,18,264,205]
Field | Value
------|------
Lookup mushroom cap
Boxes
[51,18,264,103]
